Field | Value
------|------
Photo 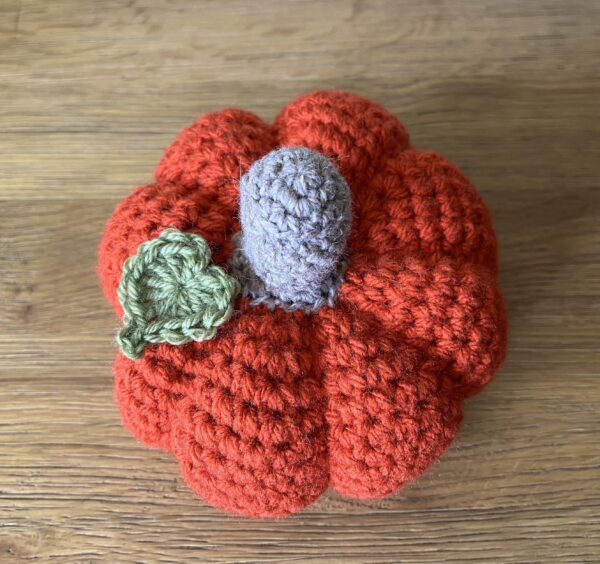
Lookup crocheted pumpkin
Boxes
[99,91,507,518]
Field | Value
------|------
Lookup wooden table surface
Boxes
[1,1,599,562]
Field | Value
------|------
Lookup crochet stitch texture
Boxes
[117,229,240,360]
[232,147,352,311]
[98,90,508,518]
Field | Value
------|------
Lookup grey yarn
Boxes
[230,147,352,312]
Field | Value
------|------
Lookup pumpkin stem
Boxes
[231,147,352,312]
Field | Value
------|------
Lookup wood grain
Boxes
[1,1,599,562]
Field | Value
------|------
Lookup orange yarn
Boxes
[99,91,507,518]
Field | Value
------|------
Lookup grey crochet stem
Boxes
[230,147,352,312]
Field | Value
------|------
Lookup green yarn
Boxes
[117,229,240,360]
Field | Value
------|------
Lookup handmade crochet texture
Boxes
[232,147,352,311]
[117,229,240,360]
[98,90,508,518]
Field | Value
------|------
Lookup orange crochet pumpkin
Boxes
[99,91,507,518]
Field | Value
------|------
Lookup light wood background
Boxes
[1,1,599,562]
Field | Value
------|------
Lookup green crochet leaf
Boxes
[117,229,240,360]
